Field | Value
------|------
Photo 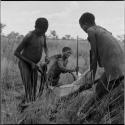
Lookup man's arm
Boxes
[43,35,49,60]
[87,29,97,80]
[57,58,75,73]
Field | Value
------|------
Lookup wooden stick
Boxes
[76,35,79,76]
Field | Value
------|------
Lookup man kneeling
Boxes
[46,47,77,87]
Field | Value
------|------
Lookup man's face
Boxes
[81,24,88,33]
[63,51,72,58]
[35,28,44,35]
[35,25,48,35]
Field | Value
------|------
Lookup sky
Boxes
[1,1,124,39]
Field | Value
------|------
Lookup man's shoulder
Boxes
[24,31,34,39]
[87,25,103,32]
[87,26,96,34]
[48,54,62,65]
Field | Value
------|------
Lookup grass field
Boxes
[1,33,124,124]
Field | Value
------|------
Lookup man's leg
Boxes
[30,68,38,102]
[32,69,38,101]
[18,60,31,103]
[95,72,109,100]
[96,72,124,100]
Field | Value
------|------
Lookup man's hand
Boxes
[85,70,93,84]
[75,66,79,72]
[70,67,79,73]
[31,63,39,70]
[45,56,50,64]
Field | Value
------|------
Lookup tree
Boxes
[62,36,66,40]
[50,30,58,39]
[0,23,6,33]
[62,34,71,40]
[65,35,71,40]
[7,31,20,39]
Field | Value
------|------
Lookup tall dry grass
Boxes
[1,57,23,124]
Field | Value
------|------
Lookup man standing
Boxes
[14,18,49,102]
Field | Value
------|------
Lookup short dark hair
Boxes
[79,12,95,27]
[62,47,72,53]
[35,17,48,33]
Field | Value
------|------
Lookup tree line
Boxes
[1,23,84,40]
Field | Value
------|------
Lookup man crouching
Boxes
[46,47,78,88]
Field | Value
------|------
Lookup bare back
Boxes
[87,25,124,80]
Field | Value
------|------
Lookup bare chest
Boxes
[28,35,44,48]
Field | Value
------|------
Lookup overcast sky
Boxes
[1,1,124,39]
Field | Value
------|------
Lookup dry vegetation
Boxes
[1,32,124,124]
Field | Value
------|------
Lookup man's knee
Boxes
[95,73,108,99]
